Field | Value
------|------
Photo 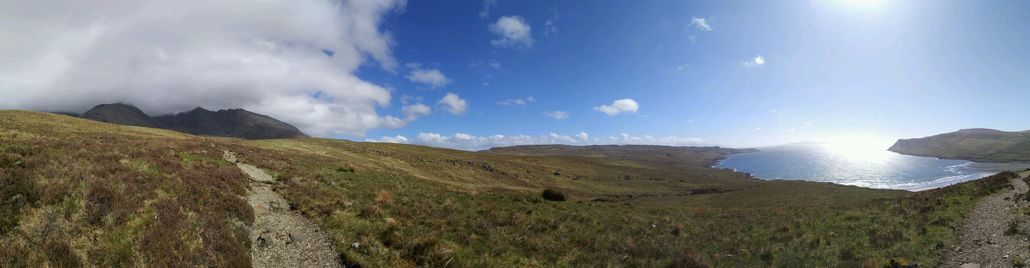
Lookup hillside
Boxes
[0,110,1021,267]
[889,128,1030,162]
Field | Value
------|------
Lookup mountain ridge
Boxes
[889,128,1030,162]
[79,103,306,139]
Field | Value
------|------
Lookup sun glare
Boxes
[821,136,896,163]
[845,0,883,7]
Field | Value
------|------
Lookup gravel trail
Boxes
[944,170,1030,268]
[224,151,341,268]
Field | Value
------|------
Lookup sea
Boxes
[714,143,1030,191]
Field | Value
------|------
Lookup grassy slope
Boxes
[889,128,1030,162]
[0,111,253,267]
[0,110,1019,267]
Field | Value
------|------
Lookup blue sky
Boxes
[355,0,1030,148]
[2,0,1027,150]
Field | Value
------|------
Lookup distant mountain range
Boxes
[76,103,306,139]
[889,128,1030,162]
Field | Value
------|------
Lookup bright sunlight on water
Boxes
[716,140,1030,191]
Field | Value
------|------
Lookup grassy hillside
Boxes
[890,128,1030,162]
[0,110,1020,266]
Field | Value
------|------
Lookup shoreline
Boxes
[715,150,1030,192]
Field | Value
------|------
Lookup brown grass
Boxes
[0,111,252,267]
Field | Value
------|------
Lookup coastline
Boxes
[717,147,1030,192]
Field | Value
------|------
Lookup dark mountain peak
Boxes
[154,107,307,139]
[81,104,306,139]
[181,106,213,115]
[82,103,159,128]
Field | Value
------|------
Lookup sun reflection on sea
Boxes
[820,137,897,164]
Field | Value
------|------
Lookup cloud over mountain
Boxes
[0,0,407,137]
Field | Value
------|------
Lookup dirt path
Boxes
[224,151,341,268]
[944,170,1030,267]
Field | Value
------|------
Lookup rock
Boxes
[256,234,269,248]
[351,242,360,249]
[959,263,980,268]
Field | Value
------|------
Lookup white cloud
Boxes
[438,93,468,115]
[417,132,448,143]
[489,16,533,48]
[366,135,410,144]
[576,132,589,141]
[543,7,560,36]
[413,131,704,151]
[544,111,569,120]
[593,99,639,116]
[414,132,581,150]
[689,17,712,31]
[406,68,450,88]
[0,0,407,137]
[497,96,534,106]
[743,56,766,67]
[604,133,705,146]
[400,94,423,105]
[479,0,498,18]
[401,103,431,119]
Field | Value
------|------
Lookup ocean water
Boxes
[715,143,1030,191]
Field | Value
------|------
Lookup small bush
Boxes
[359,205,381,219]
[668,250,707,268]
[336,165,355,173]
[375,190,393,205]
[85,184,117,226]
[1005,221,1022,236]
[541,189,566,202]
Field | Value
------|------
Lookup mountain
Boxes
[79,103,306,139]
[889,128,1030,162]
[82,103,160,128]
[153,107,307,139]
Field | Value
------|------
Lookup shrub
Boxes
[375,190,393,205]
[668,250,707,268]
[1005,221,1022,236]
[85,184,117,226]
[541,189,566,202]
[336,165,355,173]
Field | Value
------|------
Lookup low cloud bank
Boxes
[0,0,407,137]
[368,132,705,151]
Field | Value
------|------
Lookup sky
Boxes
[1,0,1028,150]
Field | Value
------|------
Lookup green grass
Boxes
[238,138,1018,267]
[0,110,1022,267]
